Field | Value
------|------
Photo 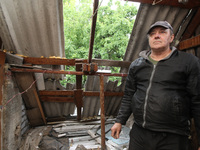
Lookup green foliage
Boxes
[62,0,137,85]
[94,1,137,61]
[63,0,93,59]
[63,0,137,61]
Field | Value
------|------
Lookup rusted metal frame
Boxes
[100,74,106,150]
[178,34,200,50]
[40,96,74,103]
[33,89,47,124]
[126,0,200,9]
[0,51,6,150]
[88,0,99,63]
[75,64,83,121]
[181,8,200,41]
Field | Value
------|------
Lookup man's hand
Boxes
[198,147,200,150]
[111,123,122,139]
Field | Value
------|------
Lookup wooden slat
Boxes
[39,90,74,96]
[40,96,74,103]
[0,51,6,149]
[178,34,200,50]
[127,0,200,9]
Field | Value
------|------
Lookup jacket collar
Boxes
[139,46,177,61]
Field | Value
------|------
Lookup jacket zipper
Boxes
[142,64,157,128]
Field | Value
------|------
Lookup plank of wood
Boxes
[33,89,47,124]
[178,34,200,50]
[181,8,200,41]
[53,124,100,133]
[24,57,76,65]
[39,90,74,96]
[23,57,131,68]
[127,0,200,9]
[40,96,74,103]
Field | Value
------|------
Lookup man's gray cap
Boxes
[147,21,173,34]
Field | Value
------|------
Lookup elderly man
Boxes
[111,21,200,150]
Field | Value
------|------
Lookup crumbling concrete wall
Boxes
[2,64,29,150]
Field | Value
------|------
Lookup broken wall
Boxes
[2,64,29,150]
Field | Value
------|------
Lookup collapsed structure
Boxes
[0,0,200,149]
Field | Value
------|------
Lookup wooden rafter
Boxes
[178,34,200,50]
[181,8,200,41]
[127,0,200,9]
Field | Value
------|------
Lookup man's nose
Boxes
[154,32,160,38]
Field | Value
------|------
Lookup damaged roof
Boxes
[0,0,200,124]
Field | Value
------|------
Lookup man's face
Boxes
[148,26,174,51]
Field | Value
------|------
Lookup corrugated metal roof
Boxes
[124,3,192,62]
[0,0,65,57]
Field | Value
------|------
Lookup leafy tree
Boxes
[62,0,137,85]
[94,1,137,61]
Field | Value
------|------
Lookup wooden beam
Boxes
[127,0,200,9]
[33,90,47,124]
[39,90,74,96]
[23,56,131,68]
[178,34,200,50]
[0,51,6,149]
[40,96,74,103]
[74,90,83,120]
[88,0,99,63]
[181,8,200,41]
[24,57,76,65]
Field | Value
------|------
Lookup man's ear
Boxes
[170,34,174,43]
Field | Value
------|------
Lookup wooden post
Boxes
[75,64,83,121]
[88,0,99,63]
[74,89,83,121]
[0,51,6,149]
[100,75,106,150]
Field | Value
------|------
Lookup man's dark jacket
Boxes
[116,47,200,145]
